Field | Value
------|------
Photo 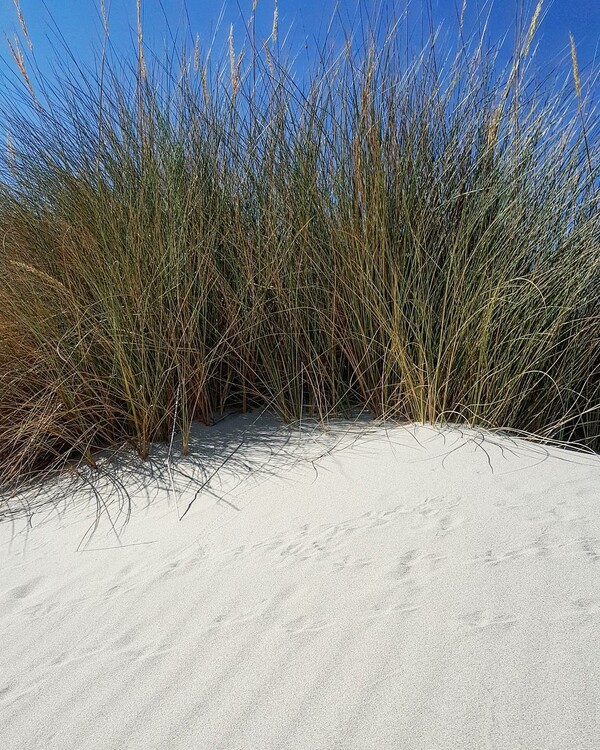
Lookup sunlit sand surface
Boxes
[2,414,600,749]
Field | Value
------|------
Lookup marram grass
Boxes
[0,1,598,490]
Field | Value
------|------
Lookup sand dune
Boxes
[2,415,600,749]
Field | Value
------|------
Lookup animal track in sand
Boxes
[473,533,559,568]
[0,681,42,709]
[422,552,447,571]
[223,503,415,566]
[580,537,600,562]
[435,512,466,536]
[458,610,518,631]
[474,548,525,567]
[1,577,48,618]
[362,602,421,621]
[4,576,44,601]
[568,597,600,623]
[384,549,421,581]
[158,551,207,581]
[283,615,332,634]
[21,597,80,620]
[101,582,138,599]
[207,600,271,630]
[48,644,106,669]
[409,496,467,535]
[331,555,374,572]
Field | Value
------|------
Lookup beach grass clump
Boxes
[0,0,598,489]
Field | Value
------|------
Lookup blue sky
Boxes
[0,1,598,93]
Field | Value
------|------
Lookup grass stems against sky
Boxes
[0,1,597,83]
[0,0,598,490]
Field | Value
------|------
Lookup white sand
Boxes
[2,413,600,749]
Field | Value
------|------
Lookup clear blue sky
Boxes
[0,1,598,92]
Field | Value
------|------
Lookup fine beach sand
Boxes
[2,413,600,749]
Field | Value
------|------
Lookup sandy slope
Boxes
[1,414,600,749]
